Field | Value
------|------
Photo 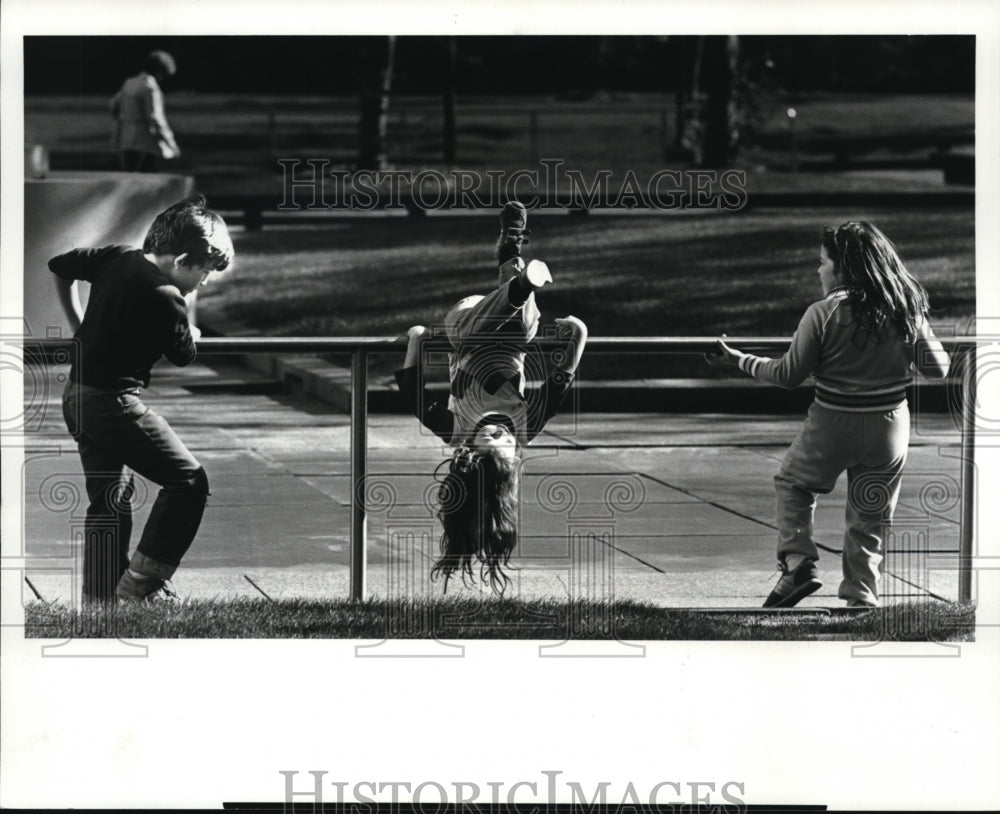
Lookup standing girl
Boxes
[709,221,950,608]
[395,202,588,593]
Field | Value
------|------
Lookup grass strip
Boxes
[24,598,974,642]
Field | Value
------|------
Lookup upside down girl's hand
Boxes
[555,315,588,340]
[402,325,429,368]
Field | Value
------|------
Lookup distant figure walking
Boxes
[110,50,181,172]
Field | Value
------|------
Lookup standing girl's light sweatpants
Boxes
[774,402,910,606]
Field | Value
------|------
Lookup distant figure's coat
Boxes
[110,72,180,168]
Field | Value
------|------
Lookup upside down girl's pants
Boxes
[774,402,910,606]
[443,263,541,390]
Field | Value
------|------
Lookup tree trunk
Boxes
[357,36,396,171]
[698,35,740,167]
[670,38,691,157]
[442,37,457,164]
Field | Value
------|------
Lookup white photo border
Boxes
[2,0,998,810]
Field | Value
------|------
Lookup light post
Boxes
[787,107,799,172]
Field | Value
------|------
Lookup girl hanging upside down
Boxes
[395,202,588,594]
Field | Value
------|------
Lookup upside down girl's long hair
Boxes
[821,221,930,344]
[431,445,519,594]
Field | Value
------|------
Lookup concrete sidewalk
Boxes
[20,358,964,610]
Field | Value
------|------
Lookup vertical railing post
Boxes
[958,343,976,604]
[350,349,368,601]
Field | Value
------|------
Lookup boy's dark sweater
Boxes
[49,246,196,389]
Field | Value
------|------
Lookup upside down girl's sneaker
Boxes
[496,200,530,265]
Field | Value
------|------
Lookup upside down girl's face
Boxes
[474,424,518,460]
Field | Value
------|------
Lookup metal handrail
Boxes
[21,335,979,353]
[21,335,979,604]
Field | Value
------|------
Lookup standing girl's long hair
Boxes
[431,445,519,594]
[821,221,929,343]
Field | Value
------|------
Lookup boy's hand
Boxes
[555,315,588,342]
[189,324,202,343]
[407,325,428,340]
[704,335,741,369]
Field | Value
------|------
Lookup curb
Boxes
[198,309,358,412]
[208,189,974,230]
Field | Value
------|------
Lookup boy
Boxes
[50,195,234,603]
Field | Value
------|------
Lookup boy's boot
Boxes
[115,551,178,602]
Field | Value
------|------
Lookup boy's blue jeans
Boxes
[775,402,910,606]
[62,383,209,601]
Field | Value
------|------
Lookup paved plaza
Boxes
[18,358,965,610]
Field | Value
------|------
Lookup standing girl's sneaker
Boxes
[762,558,822,608]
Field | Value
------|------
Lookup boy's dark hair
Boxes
[431,446,519,594]
[143,195,234,271]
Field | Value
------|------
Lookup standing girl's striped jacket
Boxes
[734,287,950,410]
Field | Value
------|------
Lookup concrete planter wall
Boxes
[24,171,195,338]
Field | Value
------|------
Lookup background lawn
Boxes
[28,91,975,379]
[27,91,974,195]
[198,204,974,379]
